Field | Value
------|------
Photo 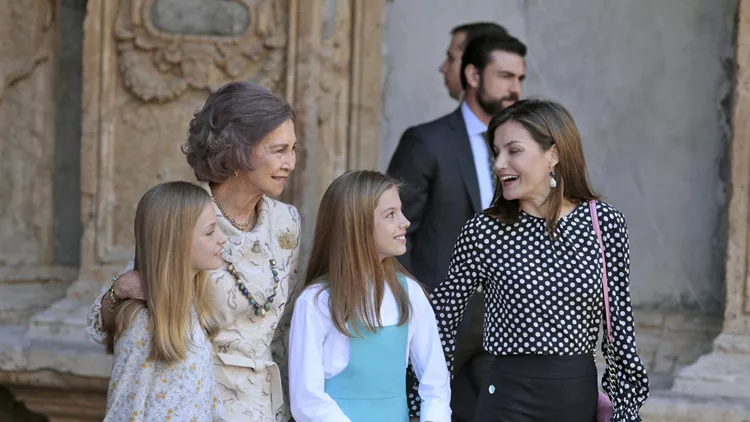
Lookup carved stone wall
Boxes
[80,0,288,279]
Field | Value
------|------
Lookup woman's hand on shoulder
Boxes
[113,271,145,301]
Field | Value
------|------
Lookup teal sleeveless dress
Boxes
[323,277,410,422]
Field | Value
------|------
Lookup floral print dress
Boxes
[104,308,225,422]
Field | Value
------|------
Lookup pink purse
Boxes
[589,200,614,422]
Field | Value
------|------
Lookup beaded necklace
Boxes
[225,258,280,317]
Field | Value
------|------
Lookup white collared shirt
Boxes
[288,277,452,422]
[461,101,493,210]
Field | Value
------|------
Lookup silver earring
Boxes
[549,171,557,188]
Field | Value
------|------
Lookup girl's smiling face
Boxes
[373,187,410,261]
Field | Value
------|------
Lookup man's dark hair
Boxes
[460,33,527,90]
[451,22,509,49]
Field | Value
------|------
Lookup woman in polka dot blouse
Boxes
[430,99,649,421]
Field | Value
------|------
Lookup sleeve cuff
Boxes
[86,284,109,344]
[420,400,452,422]
[611,407,643,422]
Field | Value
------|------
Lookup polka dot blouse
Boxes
[428,201,649,421]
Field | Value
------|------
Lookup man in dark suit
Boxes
[389,31,527,421]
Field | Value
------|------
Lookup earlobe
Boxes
[465,65,480,89]
[548,145,560,168]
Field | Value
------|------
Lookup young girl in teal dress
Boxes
[289,170,451,422]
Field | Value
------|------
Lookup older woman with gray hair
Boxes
[87,81,301,422]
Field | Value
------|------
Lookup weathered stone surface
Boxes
[633,309,721,378]
[641,392,750,422]
[0,282,70,325]
[0,0,58,279]
[150,0,250,36]
[668,0,750,406]
[283,0,385,264]
[0,371,108,422]
[673,349,750,398]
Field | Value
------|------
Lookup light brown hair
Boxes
[105,181,221,361]
[304,170,414,337]
[486,98,600,237]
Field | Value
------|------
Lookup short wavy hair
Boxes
[182,81,295,184]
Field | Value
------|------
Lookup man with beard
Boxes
[388,32,526,421]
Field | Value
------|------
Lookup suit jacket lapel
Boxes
[446,108,481,213]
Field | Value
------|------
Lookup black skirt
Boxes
[472,354,598,422]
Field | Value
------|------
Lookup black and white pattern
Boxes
[409,201,649,421]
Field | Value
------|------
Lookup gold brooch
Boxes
[277,229,297,250]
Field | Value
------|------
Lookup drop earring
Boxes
[549,170,557,188]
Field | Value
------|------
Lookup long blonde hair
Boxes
[304,170,414,337]
[105,181,221,361]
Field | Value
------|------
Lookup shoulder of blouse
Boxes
[592,200,627,228]
[263,197,301,232]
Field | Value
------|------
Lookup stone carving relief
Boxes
[114,0,288,103]
[0,0,55,103]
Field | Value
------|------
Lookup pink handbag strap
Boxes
[589,200,614,344]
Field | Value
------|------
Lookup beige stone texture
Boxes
[0,0,60,280]
[0,371,108,422]
[281,0,384,263]
[634,310,721,380]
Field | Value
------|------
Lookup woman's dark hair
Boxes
[485,98,599,238]
[182,81,295,183]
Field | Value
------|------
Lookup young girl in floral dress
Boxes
[103,181,226,421]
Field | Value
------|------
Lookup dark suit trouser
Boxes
[450,292,493,422]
